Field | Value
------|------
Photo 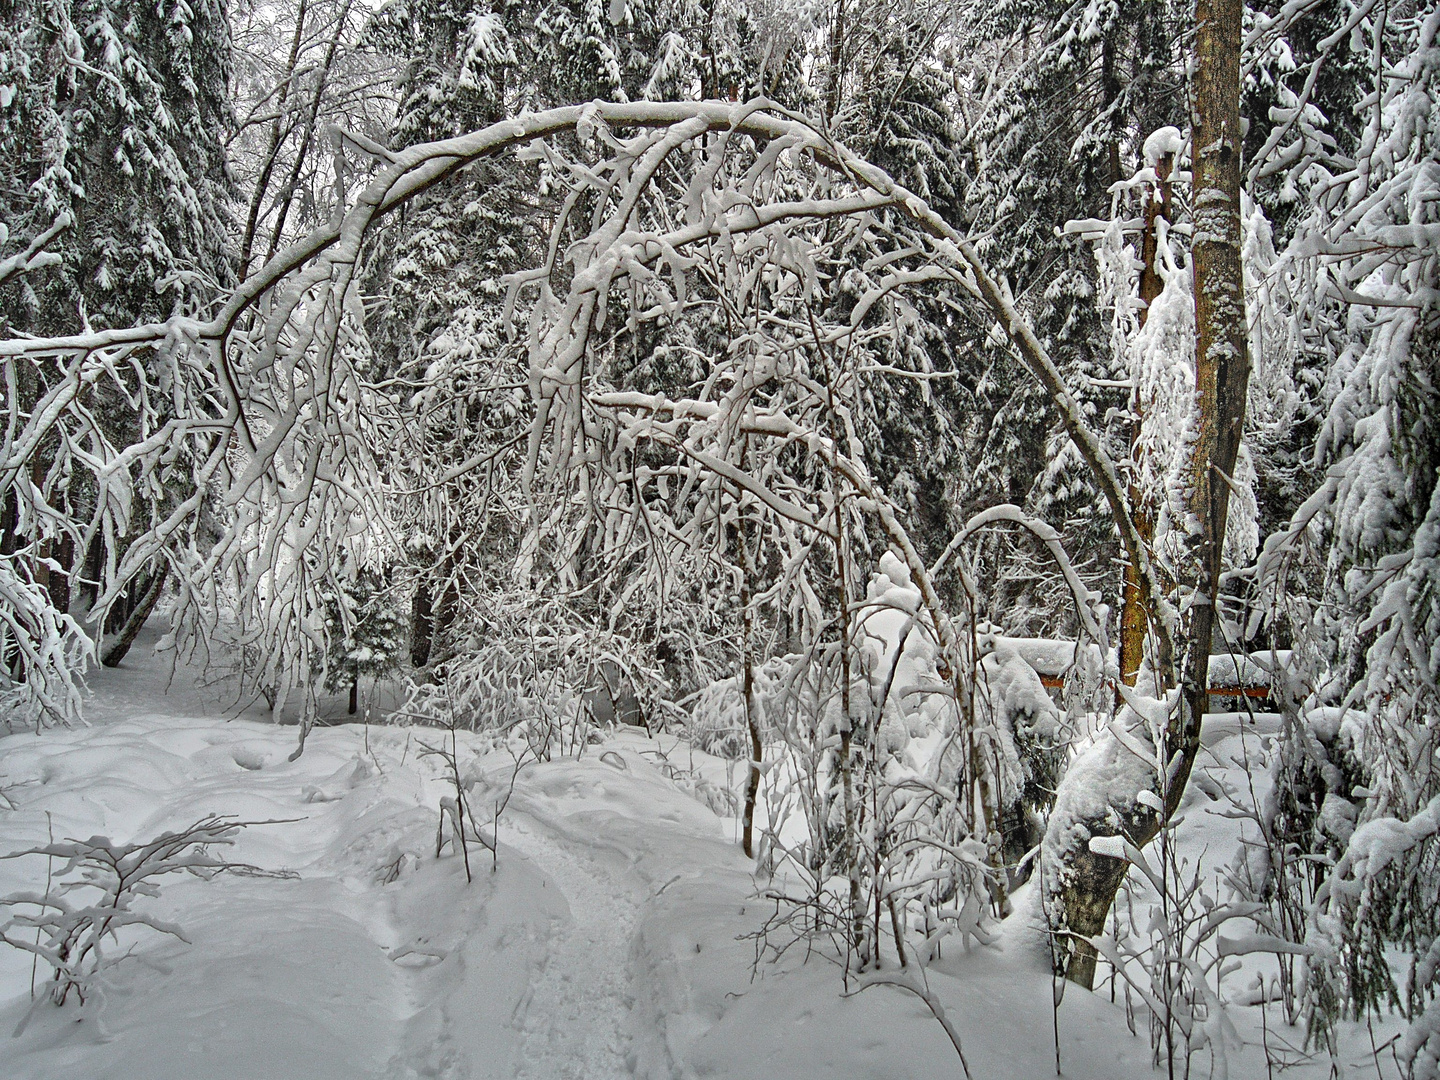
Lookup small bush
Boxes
[0,815,291,1028]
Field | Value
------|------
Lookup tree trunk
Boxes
[1101,31,1122,189]
[826,0,846,122]
[411,576,433,668]
[1118,153,1173,688]
[348,668,359,715]
[432,556,459,666]
[739,462,762,859]
[1052,0,1249,988]
[46,533,73,614]
[101,565,168,667]
[80,530,104,606]
[0,484,17,558]
[1179,0,1249,767]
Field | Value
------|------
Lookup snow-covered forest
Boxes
[1,0,1437,1073]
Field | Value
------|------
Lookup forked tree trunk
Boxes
[1053,0,1250,988]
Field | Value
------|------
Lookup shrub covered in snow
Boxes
[0,816,288,1029]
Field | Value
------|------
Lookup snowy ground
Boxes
[0,632,1405,1078]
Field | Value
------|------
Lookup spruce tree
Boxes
[324,570,407,714]
[0,0,235,335]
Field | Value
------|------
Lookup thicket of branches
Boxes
[1,0,1437,1068]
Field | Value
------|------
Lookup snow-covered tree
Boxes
[1243,2,1440,1060]
[0,0,234,335]
[0,0,236,725]
[951,0,1189,638]
[323,567,407,713]
[229,0,396,277]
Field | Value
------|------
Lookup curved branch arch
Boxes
[0,96,1169,733]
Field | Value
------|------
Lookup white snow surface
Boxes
[0,632,1403,1079]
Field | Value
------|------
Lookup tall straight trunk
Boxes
[833,487,861,947]
[1101,32,1122,188]
[47,533,73,614]
[81,531,104,606]
[1176,0,1249,767]
[411,577,433,668]
[826,0,846,122]
[431,553,459,665]
[1054,0,1249,987]
[740,479,762,859]
[0,486,16,557]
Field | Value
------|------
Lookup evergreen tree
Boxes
[952,0,1188,634]
[324,569,407,714]
[0,0,235,335]
[0,0,235,648]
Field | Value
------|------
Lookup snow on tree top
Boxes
[1143,126,1185,166]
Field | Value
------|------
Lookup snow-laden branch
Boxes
[0,213,71,287]
[0,97,1154,747]
[929,503,1110,650]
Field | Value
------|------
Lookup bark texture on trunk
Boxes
[1052,0,1250,988]
[740,516,761,859]
[1180,0,1249,767]
[410,577,433,668]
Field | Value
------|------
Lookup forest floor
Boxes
[0,626,1406,1078]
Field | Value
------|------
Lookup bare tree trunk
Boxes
[1176,0,1250,779]
[737,434,764,858]
[348,668,359,715]
[826,0,846,123]
[1101,31,1122,189]
[0,486,16,558]
[411,577,433,668]
[740,484,761,859]
[431,554,459,666]
[1053,0,1249,988]
[101,565,168,667]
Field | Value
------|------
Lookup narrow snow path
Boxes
[506,812,640,1079]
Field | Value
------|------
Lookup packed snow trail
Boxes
[506,810,638,1079]
[0,675,750,1080]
